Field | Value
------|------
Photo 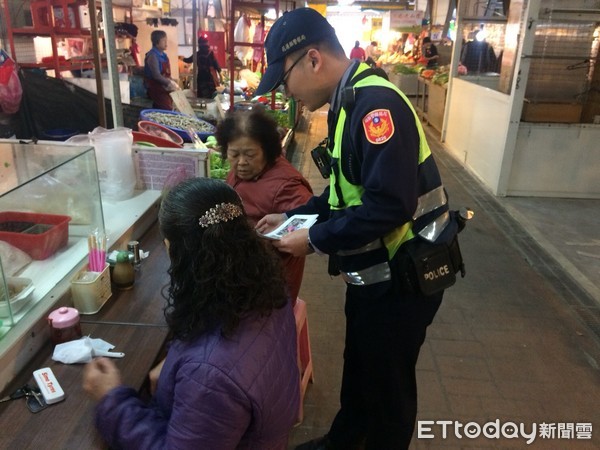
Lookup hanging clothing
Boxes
[234,15,252,62]
[252,22,265,65]
[0,49,23,115]
[460,40,497,73]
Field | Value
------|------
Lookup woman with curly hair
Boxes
[83,177,300,449]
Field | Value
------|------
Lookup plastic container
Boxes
[112,251,135,290]
[0,211,71,260]
[89,127,137,201]
[0,277,35,318]
[137,120,184,146]
[70,263,112,314]
[42,128,79,141]
[139,109,216,143]
[132,131,183,149]
[48,306,82,345]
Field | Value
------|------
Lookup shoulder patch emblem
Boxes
[362,109,395,144]
[363,109,394,144]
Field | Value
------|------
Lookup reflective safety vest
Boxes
[329,64,451,286]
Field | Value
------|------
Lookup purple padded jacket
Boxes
[94,302,300,449]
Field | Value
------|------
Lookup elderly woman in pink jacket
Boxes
[83,177,300,449]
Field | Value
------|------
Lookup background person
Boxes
[143,30,179,110]
[421,36,439,68]
[349,40,365,62]
[364,40,381,66]
[184,34,222,98]
[460,31,498,73]
[254,7,459,449]
[83,177,300,449]
[216,108,313,303]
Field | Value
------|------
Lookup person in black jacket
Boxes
[460,32,497,73]
[421,37,439,68]
[184,34,222,98]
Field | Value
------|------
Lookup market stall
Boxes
[0,221,170,449]
[0,139,166,390]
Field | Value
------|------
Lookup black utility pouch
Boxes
[311,140,331,179]
[405,237,463,296]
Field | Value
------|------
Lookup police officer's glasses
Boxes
[281,50,309,88]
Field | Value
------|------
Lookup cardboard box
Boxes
[521,102,582,123]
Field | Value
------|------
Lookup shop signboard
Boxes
[390,10,424,30]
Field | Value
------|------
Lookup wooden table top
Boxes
[0,322,168,449]
[81,223,170,326]
[0,220,171,449]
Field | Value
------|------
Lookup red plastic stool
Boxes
[294,298,314,423]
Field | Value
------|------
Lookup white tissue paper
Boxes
[52,336,125,364]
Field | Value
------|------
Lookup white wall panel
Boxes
[508,124,600,197]
[444,78,512,194]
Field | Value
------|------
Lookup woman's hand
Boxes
[255,214,286,234]
[148,358,166,395]
[83,357,122,401]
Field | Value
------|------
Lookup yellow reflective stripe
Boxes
[329,106,365,209]
[383,222,414,259]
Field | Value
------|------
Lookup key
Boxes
[0,385,29,403]
[25,389,47,413]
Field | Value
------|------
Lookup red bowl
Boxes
[132,131,183,149]
[137,120,184,146]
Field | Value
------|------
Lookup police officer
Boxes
[256,8,457,450]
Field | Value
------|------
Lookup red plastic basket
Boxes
[0,211,71,260]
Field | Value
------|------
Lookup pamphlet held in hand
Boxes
[258,214,319,240]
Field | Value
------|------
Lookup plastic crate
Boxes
[0,211,71,260]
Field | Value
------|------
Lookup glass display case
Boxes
[0,142,104,338]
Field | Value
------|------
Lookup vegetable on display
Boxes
[209,150,230,180]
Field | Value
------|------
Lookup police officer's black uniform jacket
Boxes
[288,61,454,287]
